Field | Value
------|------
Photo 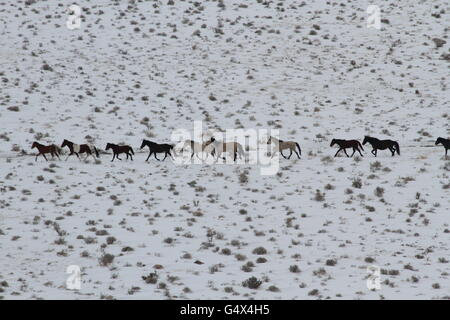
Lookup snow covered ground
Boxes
[0,0,449,299]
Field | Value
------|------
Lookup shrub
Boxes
[142,272,158,284]
[242,276,262,289]
[252,247,267,255]
[99,253,114,266]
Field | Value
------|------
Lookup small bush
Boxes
[142,272,158,284]
[99,253,114,266]
[252,247,267,255]
[242,276,262,289]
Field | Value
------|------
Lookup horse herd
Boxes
[30,136,450,162]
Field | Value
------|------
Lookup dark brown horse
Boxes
[105,143,134,161]
[61,139,100,161]
[362,136,400,157]
[435,137,450,157]
[140,139,174,161]
[330,139,364,157]
[31,142,61,161]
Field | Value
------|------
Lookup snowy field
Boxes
[0,0,449,299]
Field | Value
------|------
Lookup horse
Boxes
[140,139,174,161]
[207,137,245,161]
[31,142,61,161]
[267,136,301,159]
[435,137,450,157]
[179,139,214,160]
[105,143,134,162]
[330,139,364,157]
[61,139,100,161]
[362,136,400,157]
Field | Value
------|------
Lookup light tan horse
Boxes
[207,137,245,161]
[267,136,301,159]
[179,139,215,160]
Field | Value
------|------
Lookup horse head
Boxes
[105,143,112,150]
[362,136,370,145]
[31,142,37,149]
[435,137,443,145]
[140,140,147,149]
[61,139,70,148]
[330,139,336,147]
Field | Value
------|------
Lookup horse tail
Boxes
[296,142,302,156]
[94,146,100,158]
[394,141,400,155]
[129,147,135,155]
[358,141,364,151]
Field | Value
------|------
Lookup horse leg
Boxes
[287,150,292,159]
[111,153,115,162]
[35,153,40,161]
[357,148,363,157]
[55,152,61,160]
[280,150,288,159]
[129,152,133,161]
[350,148,356,157]
[294,150,301,159]
[146,152,152,161]
[65,152,73,161]
[372,149,377,157]
[154,153,160,161]
[334,148,342,157]
[343,149,350,157]
[75,152,81,161]
[42,153,48,161]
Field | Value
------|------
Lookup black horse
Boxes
[435,137,450,157]
[330,139,364,157]
[140,139,174,161]
[105,143,134,162]
[362,136,400,157]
